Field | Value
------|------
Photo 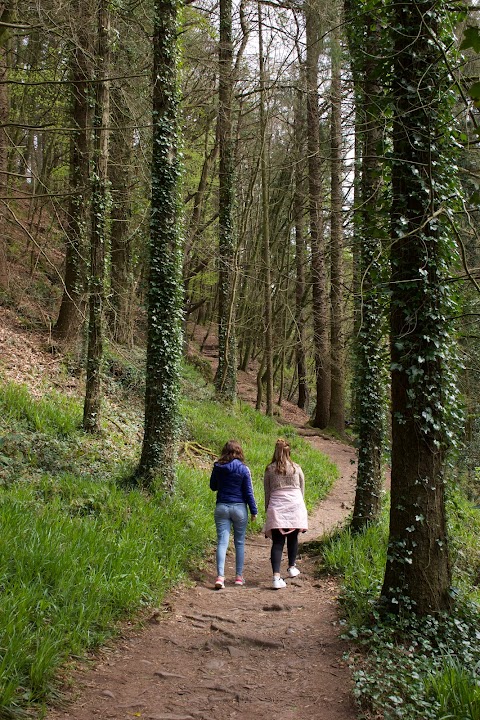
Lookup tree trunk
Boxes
[83,0,110,432]
[277,243,291,407]
[329,27,345,434]
[136,0,183,491]
[349,106,362,428]
[108,83,135,347]
[305,0,330,428]
[258,0,274,416]
[215,0,237,401]
[256,353,266,411]
[0,3,11,288]
[294,86,309,412]
[184,127,218,267]
[381,0,454,614]
[345,0,387,531]
[55,10,91,343]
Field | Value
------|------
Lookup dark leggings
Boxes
[270,529,299,574]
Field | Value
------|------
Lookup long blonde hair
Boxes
[270,438,294,475]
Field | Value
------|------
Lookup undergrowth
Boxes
[0,362,336,718]
[317,493,480,720]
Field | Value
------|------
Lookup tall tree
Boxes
[293,85,309,411]
[329,21,345,434]
[215,0,237,401]
[345,0,388,531]
[83,0,110,432]
[381,0,457,614]
[55,7,91,343]
[108,81,136,347]
[305,0,330,428]
[258,0,274,416]
[0,2,11,288]
[136,0,183,490]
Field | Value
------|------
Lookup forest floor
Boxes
[44,324,360,720]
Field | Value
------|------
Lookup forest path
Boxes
[48,328,360,720]
[48,433,358,720]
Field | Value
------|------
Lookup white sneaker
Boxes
[287,566,300,578]
[272,576,287,589]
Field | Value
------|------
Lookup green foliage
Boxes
[460,26,480,54]
[460,25,480,108]
[345,605,480,720]
[317,493,480,719]
[182,353,214,385]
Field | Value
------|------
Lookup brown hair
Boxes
[217,439,245,465]
[270,438,294,475]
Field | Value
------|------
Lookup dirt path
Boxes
[48,329,360,720]
[49,433,358,720]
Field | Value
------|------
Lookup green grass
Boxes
[319,518,388,626]
[425,659,480,720]
[0,382,82,436]
[0,366,337,717]
[0,469,215,714]
[447,490,480,605]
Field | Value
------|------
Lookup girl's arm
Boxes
[298,465,305,496]
[242,466,258,516]
[210,465,219,491]
[263,467,271,510]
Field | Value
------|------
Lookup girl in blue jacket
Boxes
[210,440,258,589]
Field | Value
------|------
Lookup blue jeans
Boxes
[214,502,248,577]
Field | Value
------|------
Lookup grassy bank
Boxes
[0,363,336,718]
[316,493,480,720]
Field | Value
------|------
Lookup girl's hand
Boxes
[251,515,257,522]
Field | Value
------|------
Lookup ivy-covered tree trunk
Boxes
[136,0,183,491]
[83,0,110,433]
[305,0,330,428]
[55,10,91,343]
[214,0,237,401]
[381,0,456,614]
[346,0,387,531]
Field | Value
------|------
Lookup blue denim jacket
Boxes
[210,459,258,516]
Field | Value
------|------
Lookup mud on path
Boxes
[48,330,360,720]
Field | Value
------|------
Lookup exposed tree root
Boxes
[178,441,216,466]
[210,622,283,648]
